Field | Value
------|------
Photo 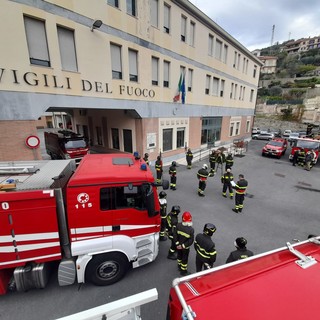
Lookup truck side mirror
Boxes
[146,186,156,217]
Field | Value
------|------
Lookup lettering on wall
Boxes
[0,68,156,99]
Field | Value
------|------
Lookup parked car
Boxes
[288,132,300,143]
[262,138,288,158]
[252,132,275,140]
[282,129,292,138]
[252,127,260,135]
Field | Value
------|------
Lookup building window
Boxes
[129,49,138,82]
[205,75,211,95]
[188,69,193,92]
[176,128,185,148]
[246,120,250,133]
[151,0,158,27]
[24,16,50,67]
[163,3,170,33]
[233,51,237,68]
[201,117,222,145]
[212,77,219,96]
[163,128,173,151]
[234,84,238,100]
[223,44,228,63]
[96,126,103,145]
[253,65,257,78]
[229,122,235,136]
[163,60,170,88]
[215,39,222,60]
[111,128,120,149]
[250,89,254,102]
[242,87,246,101]
[111,44,122,79]
[181,15,187,42]
[190,21,195,46]
[230,83,234,99]
[208,34,214,56]
[152,56,159,86]
[126,0,136,16]
[235,122,240,135]
[220,79,225,97]
[237,53,241,69]
[57,26,77,72]
[123,129,133,153]
[108,0,119,8]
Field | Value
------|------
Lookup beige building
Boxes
[0,0,261,163]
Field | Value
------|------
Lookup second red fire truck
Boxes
[0,153,167,295]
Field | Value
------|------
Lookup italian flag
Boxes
[173,74,183,102]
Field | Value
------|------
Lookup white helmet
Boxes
[202,164,208,170]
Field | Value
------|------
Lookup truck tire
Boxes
[86,252,130,286]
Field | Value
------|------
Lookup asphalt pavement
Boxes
[0,140,319,320]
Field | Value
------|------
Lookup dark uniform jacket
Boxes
[209,152,216,165]
[225,155,234,167]
[233,179,248,194]
[194,233,217,264]
[155,159,163,172]
[221,172,234,185]
[197,168,209,181]
[169,165,176,176]
[175,223,194,249]
[226,247,254,263]
[166,212,179,238]
[186,151,193,162]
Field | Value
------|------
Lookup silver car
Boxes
[252,132,275,140]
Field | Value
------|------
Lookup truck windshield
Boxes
[64,139,87,149]
[296,140,320,150]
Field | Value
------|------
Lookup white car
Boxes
[252,132,275,140]
[282,129,292,138]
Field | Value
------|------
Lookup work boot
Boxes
[160,236,167,241]
[238,208,243,213]
[167,253,177,260]
[180,270,189,276]
[230,196,233,199]
[222,194,227,198]
[232,208,239,214]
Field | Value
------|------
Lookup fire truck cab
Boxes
[167,237,320,320]
[289,137,320,164]
[0,153,166,295]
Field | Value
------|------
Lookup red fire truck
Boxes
[167,237,320,320]
[0,153,167,295]
[44,130,89,164]
[289,137,320,164]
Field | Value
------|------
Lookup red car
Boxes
[262,138,288,158]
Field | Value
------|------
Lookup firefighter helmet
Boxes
[235,237,247,249]
[182,211,192,223]
[171,205,180,215]
[172,161,176,166]
[144,153,149,158]
[203,223,216,236]
[202,164,208,170]
[159,191,167,199]
[226,168,231,173]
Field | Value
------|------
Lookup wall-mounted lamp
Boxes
[91,19,103,32]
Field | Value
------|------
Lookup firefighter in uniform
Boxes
[169,161,177,190]
[226,237,254,263]
[232,174,248,213]
[186,148,194,169]
[176,211,194,276]
[297,148,306,166]
[225,153,234,170]
[209,150,217,176]
[158,191,167,241]
[216,150,225,176]
[166,205,181,259]
[155,156,163,184]
[194,223,217,272]
[221,168,234,199]
[197,164,209,197]
[143,153,149,165]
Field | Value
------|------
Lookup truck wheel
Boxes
[86,253,130,286]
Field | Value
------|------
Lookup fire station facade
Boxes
[0,0,262,163]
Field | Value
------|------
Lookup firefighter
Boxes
[304,149,315,171]
[209,150,217,176]
[225,152,234,170]
[194,223,217,272]
[297,148,306,166]
[169,161,177,190]
[158,191,167,241]
[155,155,163,184]
[221,168,234,199]
[166,205,181,259]
[186,148,194,169]
[216,150,225,176]
[176,211,194,276]
[232,174,248,213]
[143,153,149,165]
[226,237,254,263]
[292,149,300,166]
[197,164,209,197]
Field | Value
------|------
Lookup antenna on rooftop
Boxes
[270,24,275,47]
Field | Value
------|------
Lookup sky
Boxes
[189,0,320,51]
